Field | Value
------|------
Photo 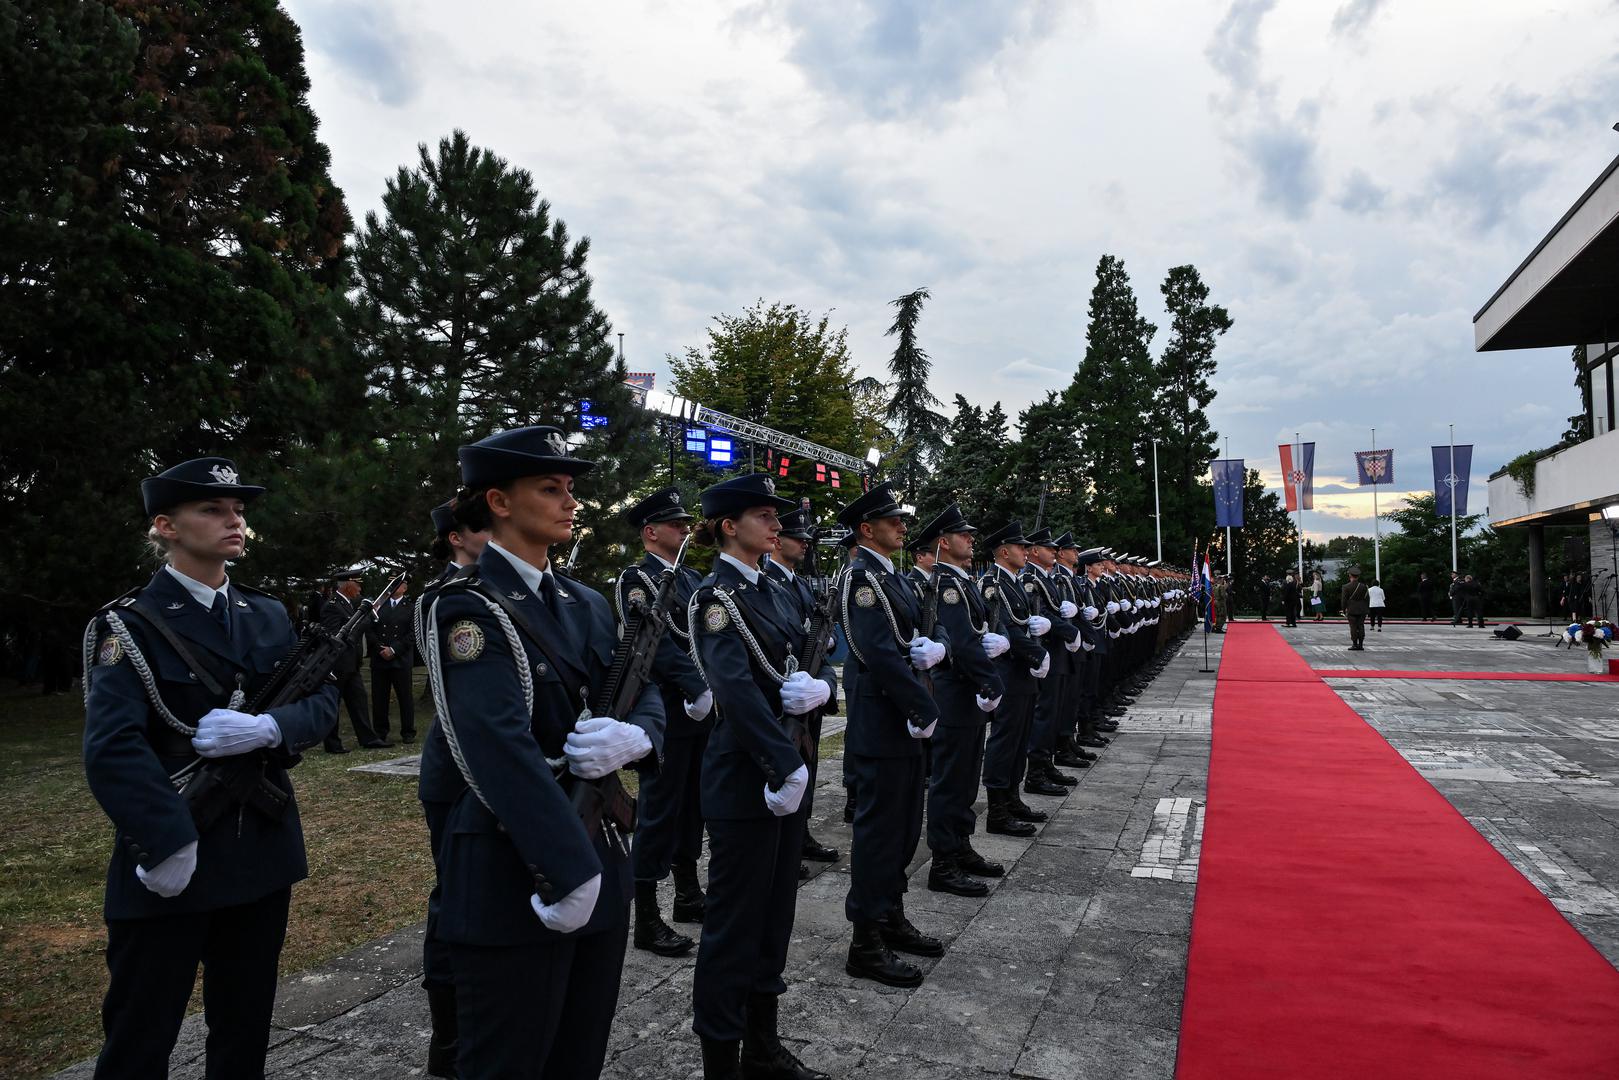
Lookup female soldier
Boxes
[82,457,339,1078]
[423,426,664,1078]
[688,473,832,1080]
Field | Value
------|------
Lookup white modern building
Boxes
[1475,153,1619,621]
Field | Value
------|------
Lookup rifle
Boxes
[562,528,587,572]
[569,535,690,855]
[179,572,407,832]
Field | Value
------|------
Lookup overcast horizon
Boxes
[284,0,1619,540]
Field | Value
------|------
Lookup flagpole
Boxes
[1449,423,1458,573]
[1371,427,1381,581]
[1224,437,1232,577]
[1152,438,1162,562]
[1294,431,1305,582]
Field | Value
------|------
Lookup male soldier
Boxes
[763,505,840,871]
[1053,534,1099,769]
[1020,528,1082,797]
[367,575,417,743]
[914,505,1007,896]
[323,568,390,751]
[1342,566,1370,650]
[978,522,1053,836]
[616,486,712,958]
[837,483,948,987]
[1072,547,1113,752]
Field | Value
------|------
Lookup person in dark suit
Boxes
[323,568,389,751]
[1259,576,1273,620]
[978,522,1053,836]
[915,505,1006,897]
[764,505,840,872]
[689,473,831,1080]
[838,483,948,989]
[615,486,710,959]
[82,457,339,1078]
[1341,567,1370,650]
[367,576,417,743]
[415,492,491,1077]
[423,426,665,1078]
[1281,572,1300,627]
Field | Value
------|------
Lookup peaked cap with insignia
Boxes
[836,482,907,530]
[431,499,456,538]
[458,425,595,488]
[699,472,796,518]
[981,520,1029,550]
[777,506,815,541]
[1025,526,1057,548]
[141,457,265,516]
[623,485,693,529]
[909,503,975,551]
[1077,545,1107,566]
[1054,531,1078,550]
[332,566,366,584]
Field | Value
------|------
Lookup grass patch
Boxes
[0,676,436,1079]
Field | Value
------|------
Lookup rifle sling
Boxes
[119,601,232,699]
[470,582,590,712]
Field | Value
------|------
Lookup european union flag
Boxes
[1213,459,1245,528]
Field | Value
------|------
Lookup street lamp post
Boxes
[1152,438,1162,562]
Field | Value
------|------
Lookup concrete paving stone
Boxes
[1007,843,1115,897]
[309,982,430,1056]
[1015,1016,1180,1080]
[776,976,911,1065]
[1080,885,1197,936]
[846,1053,1012,1079]
[1036,807,1132,849]
[1051,928,1188,1032]
[273,962,415,1030]
[948,889,1088,965]
[868,951,1056,1072]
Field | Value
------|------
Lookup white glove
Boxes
[563,716,652,779]
[1027,615,1051,637]
[907,716,938,738]
[1029,652,1051,679]
[135,840,198,898]
[1082,640,1096,652]
[1106,601,1120,615]
[908,635,946,671]
[1133,599,1144,611]
[980,632,1010,659]
[1059,601,1078,619]
[683,689,714,721]
[1151,598,1161,608]
[779,671,831,715]
[763,764,810,816]
[976,693,1002,713]
[191,709,281,758]
[530,873,601,933]
[1082,605,1099,620]
[1064,637,1082,652]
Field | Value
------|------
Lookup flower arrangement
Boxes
[1563,619,1617,658]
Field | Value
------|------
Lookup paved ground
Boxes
[56,619,1619,1077]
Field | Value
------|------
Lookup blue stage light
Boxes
[707,437,734,466]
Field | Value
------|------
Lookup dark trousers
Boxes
[370,664,415,740]
[450,922,629,1080]
[982,690,1035,791]
[1027,668,1067,764]
[1419,595,1433,620]
[422,799,453,990]
[1259,595,1270,620]
[326,670,380,749]
[1284,601,1298,627]
[801,710,825,828]
[96,887,290,1080]
[692,810,806,1041]
[1348,614,1366,646]
[926,721,986,855]
[1369,609,1384,629]
[1076,655,1101,736]
[631,728,708,882]
[844,751,925,923]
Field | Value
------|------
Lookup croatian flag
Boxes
[1278,441,1316,512]
[1201,552,1214,620]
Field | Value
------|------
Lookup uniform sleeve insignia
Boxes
[446,620,486,662]
[1023,581,1037,593]
[942,587,961,605]
[983,585,997,600]
[703,603,731,632]
[853,585,878,608]
[96,636,124,666]
[626,587,648,607]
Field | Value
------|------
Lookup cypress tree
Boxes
[1154,264,1232,558]
[882,287,946,497]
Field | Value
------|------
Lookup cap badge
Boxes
[762,477,776,495]
[545,431,568,456]
[667,491,678,503]
[208,464,239,485]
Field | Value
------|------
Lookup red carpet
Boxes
[1315,668,1619,682]
[1176,623,1619,1079]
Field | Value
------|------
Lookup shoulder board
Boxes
[230,581,278,600]
[97,586,145,614]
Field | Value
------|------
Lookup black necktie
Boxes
[210,591,232,641]
[538,573,556,613]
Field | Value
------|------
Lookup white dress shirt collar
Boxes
[487,540,552,596]
[165,564,230,610]
[857,545,896,574]
[718,551,761,584]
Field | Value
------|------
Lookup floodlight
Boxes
[1604,505,1619,522]
[707,437,734,466]
[684,427,708,453]
[865,447,882,468]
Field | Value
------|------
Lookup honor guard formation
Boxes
[80,430,1193,1080]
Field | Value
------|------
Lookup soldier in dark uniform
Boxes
[978,522,1053,837]
[688,474,830,1080]
[763,506,840,870]
[82,457,340,1078]
[368,575,417,743]
[615,486,711,958]
[323,567,390,752]
[416,492,491,1078]
[1053,534,1099,770]
[1019,528,1081,798]
[837,483,948,988]
[836,527,862,826]
[423,426,666,1079]
[915,505,1007,896]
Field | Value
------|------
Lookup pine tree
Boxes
[348,131,654,588]
[882,287,946,496]
[1007,393,1087,538]
[918,395,1014,531]
[1069,255,1158,554]
[1154,265,1232,559]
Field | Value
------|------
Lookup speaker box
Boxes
[1493,624,1523,641]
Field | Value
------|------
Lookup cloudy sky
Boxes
[285,0,1619,539]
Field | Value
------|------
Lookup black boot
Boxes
[878,905,945,957]
[1054,737,1090,768]
[957,840,1004,877]
[1043,761,1079,787]
[702,1037,743,1080]
[927,851,989,897]
[1008,793,1048,823]
[672,860,707,924]
[425,982,458,1079]
[633,880,694,956]
[741,992,829,1080]
[801,833,839,862]
[847,920,923,987]
[1022,764,1066,797]
[986,788,1036,837]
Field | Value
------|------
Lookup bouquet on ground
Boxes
[1562,619,1616,658]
